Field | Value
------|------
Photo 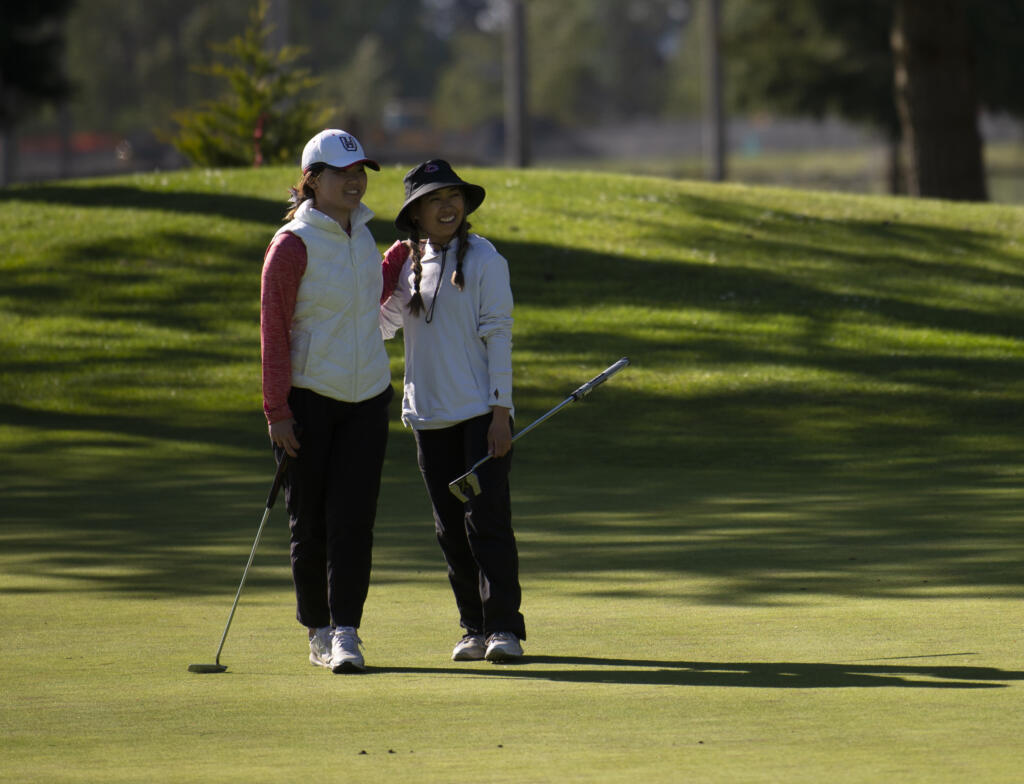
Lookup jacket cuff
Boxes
[265,403,293,425]
[488,372,513,409]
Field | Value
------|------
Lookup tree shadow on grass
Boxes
[0,180,397,243]
[3,184,1024,605]
[3,385,1024,603]
[0,183,284,224]
[378,655,1022,689]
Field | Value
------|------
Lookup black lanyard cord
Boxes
[424,244,448,324]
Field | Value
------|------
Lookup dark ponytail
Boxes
[284,163,327,220]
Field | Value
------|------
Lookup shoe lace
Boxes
[334,626,363,651]
[487,631,515,645]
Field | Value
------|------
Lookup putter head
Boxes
[188,663,228,674]
[449,471,482,503]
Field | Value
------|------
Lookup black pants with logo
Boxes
[278,385,392,630]
[414,412,526,641]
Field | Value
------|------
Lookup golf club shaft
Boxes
[462,357,631,477]
[568,357,630,401]
[212,454,290,664]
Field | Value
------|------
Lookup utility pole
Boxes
[504,0,529,167]
[704,0,726,181]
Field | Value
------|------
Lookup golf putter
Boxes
[448,357,630,503]
[188,453,291,674]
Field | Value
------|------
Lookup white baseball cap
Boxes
[301,129,380,173]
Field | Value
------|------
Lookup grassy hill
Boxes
[2,167,1023,783]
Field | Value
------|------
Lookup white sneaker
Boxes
[331,626,365,673]
[309,626,333,668]
[484,632,523,662]
[452,634,487,661]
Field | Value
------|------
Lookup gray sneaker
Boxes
[309,626,333,668]
[331,626,365,673]
[484,632,523,662]
[452,634,487,661]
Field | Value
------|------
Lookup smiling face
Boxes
[310,162,367,227]
[411,186,465,245]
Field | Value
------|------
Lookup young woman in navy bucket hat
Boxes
[380,160,526,662]
[260,129,393,674]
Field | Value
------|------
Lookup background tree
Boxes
[970,0,1024,117]
[725,0,904,190]
[63,1,248,136]
[892,0,986,200]
[41,1,700,167]
[662,0,704,118]
[168,1,328,167]
[16,0,1024,195]
[725,0,1024,200]
[433,30,504,131]
[524,0,691,125]
[295,0,440,129]
[0,1,75,184]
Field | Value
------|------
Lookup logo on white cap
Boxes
[301,128,379,172]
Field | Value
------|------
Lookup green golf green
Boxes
[1,165,1022,783]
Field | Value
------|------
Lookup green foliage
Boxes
[725,0,1024,133]
[315,35,397,133]
[525,0,692,124]
[45,0,1024,165]
[433,31,504,131]
[63,1,250,136]
[168,1,328,167]
[725,0,897,133]
[969,0,1024,115]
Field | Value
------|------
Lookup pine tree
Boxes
[168,1,327,167]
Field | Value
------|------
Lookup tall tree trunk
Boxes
[891,0,987,201]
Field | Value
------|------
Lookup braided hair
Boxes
[406,214,472,318]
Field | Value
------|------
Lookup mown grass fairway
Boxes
[2,165,1023,783]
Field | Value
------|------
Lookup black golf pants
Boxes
[278,385,392,630]
[414,412,526,641]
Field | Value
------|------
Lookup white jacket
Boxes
[276,201,390,403]
[380,234,513,429]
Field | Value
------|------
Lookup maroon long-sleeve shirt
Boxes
[260,231,306,424]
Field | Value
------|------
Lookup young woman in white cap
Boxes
[380,160,525,662]
[261,129,393,673]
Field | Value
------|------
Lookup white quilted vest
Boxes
[275,201,390,403]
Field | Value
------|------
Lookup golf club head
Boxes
[448,472,481,503]
[188,663,228,674]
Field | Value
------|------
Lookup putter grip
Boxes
[570,357,630,400]
[266,454,289,509]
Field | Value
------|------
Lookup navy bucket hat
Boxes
[394,159,486,236]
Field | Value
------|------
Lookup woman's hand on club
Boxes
[487,406,512,457]
[269,418,301,458]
